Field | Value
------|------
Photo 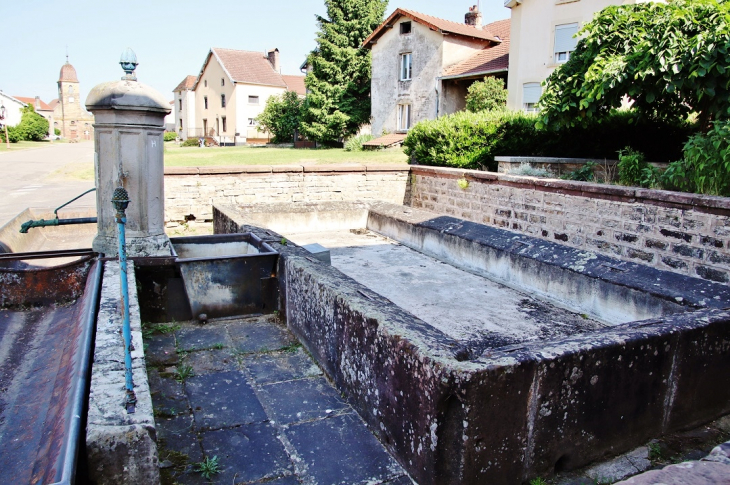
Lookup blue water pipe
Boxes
[112,187,136,413]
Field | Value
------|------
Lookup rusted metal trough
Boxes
[0,252,101,485]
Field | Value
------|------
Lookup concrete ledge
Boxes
[86,261,159,485]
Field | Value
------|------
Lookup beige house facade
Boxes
[364,7,509,142]
[174,48,305,145]
[505,0,660,111]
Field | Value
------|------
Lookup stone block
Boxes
[86,424,160,485]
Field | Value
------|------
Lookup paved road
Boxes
[0,142,96,227]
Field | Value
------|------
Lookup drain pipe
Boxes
[20,188,98,233]
[112,187,136,413]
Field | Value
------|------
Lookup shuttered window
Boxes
[554,23,578,63]
[523,83,542,112]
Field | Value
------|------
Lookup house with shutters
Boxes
[362,6,509,147]
[505,0,660,111]
[173,48,306,145]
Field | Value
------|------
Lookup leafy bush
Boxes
[662,121,730,196]
[54,128,61,136]
[13,105,49,141]
[562,162,597,182]
[510,163,553,178]
[181,138,199,147]
[344,134,375,151]
[617,147,647,186]
[256,91,303,143]
[404,109,695,171]
[3,125,21,143]
[465,77,507,113]
[163,132,177,142]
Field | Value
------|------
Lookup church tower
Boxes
[54,57,94,140]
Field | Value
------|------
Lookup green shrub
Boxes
[13,105,49,141]
[617,147,648,186]
[54,128,61,136]
[562,162,597,182]
[256,91,303,143]
[163,132,177,142]
[465,77,508,113]
[662,121,730,196]
[403,110,695,171]
[3,125,21,143]
[344,134,375,151]
[181,138,199,147]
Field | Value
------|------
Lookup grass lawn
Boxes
[163,143,409,166]
[0,139,67,152]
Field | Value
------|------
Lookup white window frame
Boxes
[554,23,579,64]
[397,103,412,131]
[523,83,542,112]
[248,95,259,105]
[400,53,412,81]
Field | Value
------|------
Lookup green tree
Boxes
[15,105,49,141]
[256,91,304,143]
[465,77,508,113]
[301,0,388,144]
[538,0,730,131]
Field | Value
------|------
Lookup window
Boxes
[204,96,208,109]
[397,103,411,131]
[222,116,227,132]
[400,53,412,81]
[179,118,183,129]
[248,95,259,104]
[204,80,208,87]
[203,118,208,135]
[523,83,542,112]
[69,85,74,93]
[400,21,411,35]
[554,23,579,63]
[179,99,182,110]
[68,97,74,103]
[221,94,226,108]
[221,78,225,87]
[248,118,257,126]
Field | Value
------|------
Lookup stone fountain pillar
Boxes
[86,49,172,257]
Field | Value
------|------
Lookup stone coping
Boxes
[164,164,411,176]
[410,165,730,214]
[495,156,619,164]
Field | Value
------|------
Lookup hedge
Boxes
[403,110,696,171]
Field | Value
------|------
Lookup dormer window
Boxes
[400,21,412,35]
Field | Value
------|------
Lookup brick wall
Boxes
[409,166,730,284]
[164,164,409,224]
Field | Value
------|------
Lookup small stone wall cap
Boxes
[86,80,171,114]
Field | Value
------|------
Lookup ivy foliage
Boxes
[300,0,387,144]
[256,91,304,143]
[538,0,730,131]
[465,77,508,113]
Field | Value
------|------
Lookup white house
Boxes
[363,7,509,145]
[0,91,26,127]
[505,0,660,111]
[173,48,305,145]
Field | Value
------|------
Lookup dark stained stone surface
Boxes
[177,326,231,352]
[256,376,350,425]
[185,371,267,430]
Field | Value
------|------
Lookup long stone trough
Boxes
[215,201,730,485]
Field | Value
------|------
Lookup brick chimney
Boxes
[267,48,280,73]
[465,5,482,29]
[35,96,41,110]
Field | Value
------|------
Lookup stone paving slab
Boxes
[177,326,231,352]
[285,413,405,485]
[201,423,294,484]
[145,334,178,366]
[145,315,413,485]
[257,376,351,425]
[185,371,267,430]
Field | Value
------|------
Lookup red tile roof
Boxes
[209,48,286,88]
[282,75,306,96]
[362,133,407,148]
[14,96,53,111]
[58,62,79,83]
[173,75,197,92]
[48,99,59,110]
[442,19,510,78]
[363,8,501,47]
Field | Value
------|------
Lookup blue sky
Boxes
[2,1,509,105]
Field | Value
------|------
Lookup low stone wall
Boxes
[164,164,409,225]
[86,261,159,485]
[409,165,730,284]
[495,156,619,180]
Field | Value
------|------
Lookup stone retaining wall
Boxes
[408,165,730,284]
[164,164,409,225]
